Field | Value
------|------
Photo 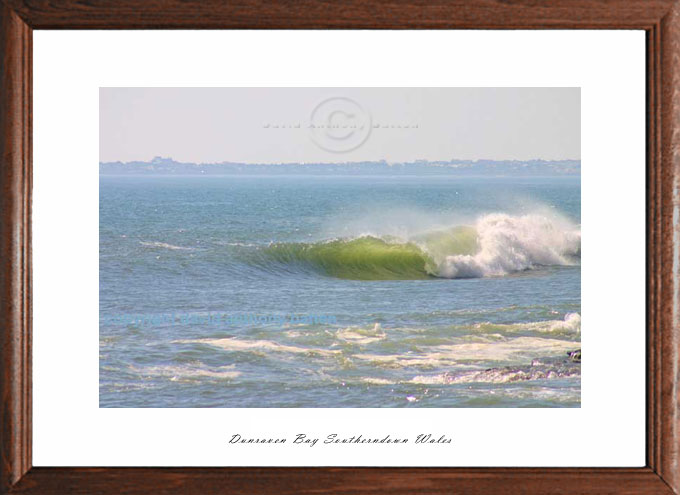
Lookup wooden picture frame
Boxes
[1,1,678,493]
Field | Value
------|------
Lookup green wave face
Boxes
[261,226,480,281]
[413,226,479,261]
[263,236,434,280]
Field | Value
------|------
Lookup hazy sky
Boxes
[100,87,580,163]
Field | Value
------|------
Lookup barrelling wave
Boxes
[251,213,580,280]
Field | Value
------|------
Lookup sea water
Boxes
[99,175,580,407]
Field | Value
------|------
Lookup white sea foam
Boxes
[354,336,579,369]
[175,338,341,357]
[411,366,579,385]
[215,241,259,247]
[473,313,581,335]
[529,312,581,334]
[437,213,580,278]
[336,323,386,344]
[140,241,194,251]
[361,377,394,385]
[129,364,241,381]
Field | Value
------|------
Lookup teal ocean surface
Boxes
[99,176,581,407]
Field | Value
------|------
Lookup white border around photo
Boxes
[32,30,645,467]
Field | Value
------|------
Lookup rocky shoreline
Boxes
[441,349,582,385]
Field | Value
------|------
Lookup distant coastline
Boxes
[100,157,581,177]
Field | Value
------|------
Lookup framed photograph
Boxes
[1,1,678,494]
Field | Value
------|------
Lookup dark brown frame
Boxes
[0,1,678,493]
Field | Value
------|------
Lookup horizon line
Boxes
[100,157,582,165]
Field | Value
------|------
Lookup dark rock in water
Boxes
[567,349,581,362]
[438,351,581,385]
[442,355,580,384]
